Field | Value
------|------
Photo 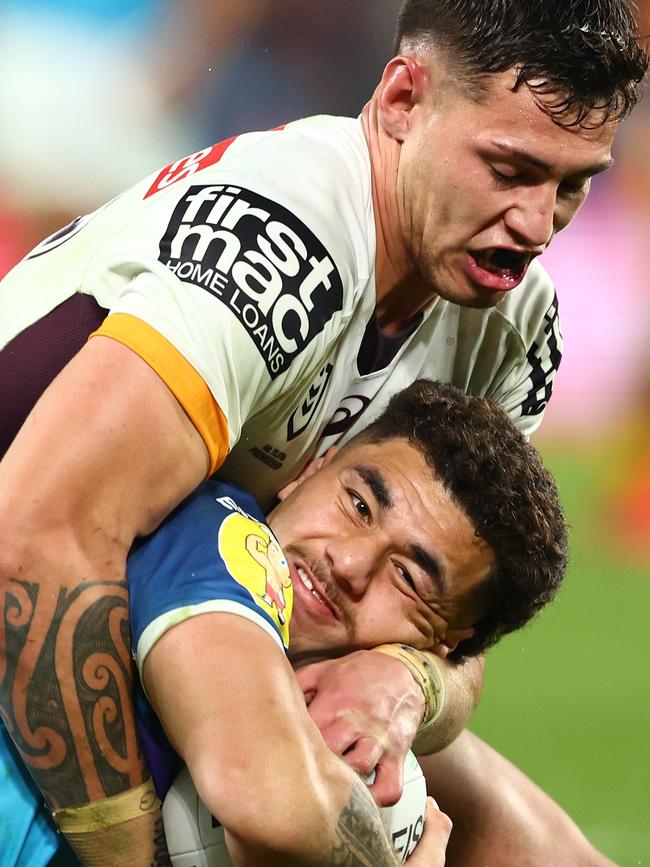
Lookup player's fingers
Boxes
[365,752,404,807]
[302,693,369,745]
[341,736,384,778]
[405,798,452,867]
[295,662,340,708]
[294,663,320,702]
[315,716,363,755]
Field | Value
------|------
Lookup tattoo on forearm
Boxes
[324,780,396,866]
[0,577,145,809]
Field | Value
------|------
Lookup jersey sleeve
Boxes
[128,480,293,681]
[487,263,563,437]
[86,124,364,473]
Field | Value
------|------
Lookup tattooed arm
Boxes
[144,613,445,866]
[0,337,209,863]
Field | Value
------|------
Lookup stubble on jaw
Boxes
[286,543,358,648]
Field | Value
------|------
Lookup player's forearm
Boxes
[147,616,403,866]
[198,735,402,866]
[0,540,171,865]
[224,773,401,867]
[0,337,207,798]
[196,748,402,866]
[412,654,484,756]
[0,548,145,807]
[54,787,171,867]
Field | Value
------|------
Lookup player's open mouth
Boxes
[467,248,532,290]
[294,564,338,620]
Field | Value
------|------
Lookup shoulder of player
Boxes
[150,117,370,251]
[230,114,370,193]
[138,116,369,219]
[83,116,372,291]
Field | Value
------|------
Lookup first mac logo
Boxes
[158,185,343,378]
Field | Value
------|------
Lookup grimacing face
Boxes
[394,65,616,309]
[267,438,494,662]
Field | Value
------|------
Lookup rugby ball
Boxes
[162,751,427,865]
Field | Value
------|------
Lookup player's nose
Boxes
[505,184,557,251]
[325,533,378,595]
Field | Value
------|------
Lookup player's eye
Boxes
[491,166,523,187]
[349,491,371,522]
[396,563,416,591]
[559,177,588,196]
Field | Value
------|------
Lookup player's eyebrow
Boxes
[490,142,613,177]
[408,543,447,597]
[353,464,447,596]
[354,464,392,511]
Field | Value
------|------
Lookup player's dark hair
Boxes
[352,379,568,661]
[394,0,648,127]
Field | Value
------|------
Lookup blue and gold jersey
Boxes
[129,479,293,683]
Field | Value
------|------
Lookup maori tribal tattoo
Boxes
[0,576,146,809]
[325,780,399,866]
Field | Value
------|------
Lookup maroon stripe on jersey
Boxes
[0,293,107,459]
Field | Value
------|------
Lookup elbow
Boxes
[0,523,60,593]
[0,506,126,588]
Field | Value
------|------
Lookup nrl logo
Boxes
[287,363,333,441]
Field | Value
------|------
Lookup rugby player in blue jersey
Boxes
[1,382,567,865]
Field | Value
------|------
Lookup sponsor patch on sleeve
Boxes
[144,138,237,198]
[157,185,344,378]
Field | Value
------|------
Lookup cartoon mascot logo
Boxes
[218,513,293,647]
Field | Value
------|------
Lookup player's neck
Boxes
[361,100,435,335]
[375,275,436,334]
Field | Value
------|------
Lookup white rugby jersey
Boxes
[0,115,562,509]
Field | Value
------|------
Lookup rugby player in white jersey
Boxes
[0,1,646,864]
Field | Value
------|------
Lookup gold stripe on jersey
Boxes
[90,313,229,475]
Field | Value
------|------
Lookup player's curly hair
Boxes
[394,0,648,127]
[354,379,568,661]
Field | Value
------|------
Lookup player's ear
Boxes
[378,56,429,141]
[276,447,340,501]
[440,626,475,655]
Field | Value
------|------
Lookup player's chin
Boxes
[288,612,337,654]
[443,279,505,310]
[291,631,356,665]
[433,261,509,310]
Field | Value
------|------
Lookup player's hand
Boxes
[404,798,452,867]
[295,650,425,806]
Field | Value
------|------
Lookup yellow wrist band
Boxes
[52,779,160,834]
[372,644,446,727]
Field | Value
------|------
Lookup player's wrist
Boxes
[371,644,446,730]
[52,779,169,866]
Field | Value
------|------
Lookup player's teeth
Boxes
[297,565,326,604]
[297,566,313,590]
